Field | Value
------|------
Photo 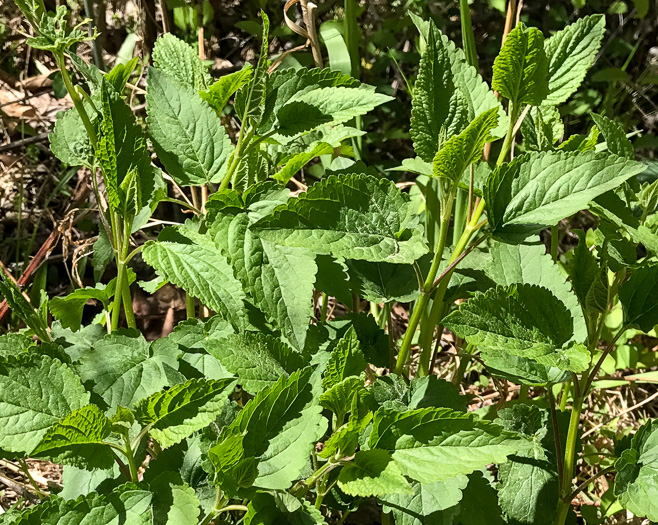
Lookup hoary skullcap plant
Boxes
[2,0,657,523]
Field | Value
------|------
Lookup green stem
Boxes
[218,127,255,192]
[186,294,196,319]
[459,0,478,68]
[569,465,615,502]
[554,392,584,525]
[55,53,98,150]
[336,510,352,525]
[550,225,559,261]
[122,280,136,329]
[110,258,126,331]
[395,183,457,375]
[452,189,467,245]
[122,434,139,483]
[559,379,571,411]
[518,384,529,402]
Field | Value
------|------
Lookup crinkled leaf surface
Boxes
[485,150,646,241]
[369,407,531,484]
[75,331,171,411]
[141,238,247,330]
[209,369,327,490]
[489,240,586,341]
[619,265,658,332]
[338,449,412,497]
[152,33,211,90]
[146,68,232,186]
[492,22,548,106]
[253,174,428,264]
[203,332,307,394]
[380,475,468,525]
[544,15,605,106]
[614,419,658,521]
[134,377,236,448]
[32,404,114,469]
[432,108,498,182]
[0,354,89,454]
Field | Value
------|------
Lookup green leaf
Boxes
[567,229,601,315]
[380,475,468,525]
[75,331,171,410]
[345,259,420,304]
[258,67,360,136]
[134,377,235,448]
[0,355,89,455]
[209,369,327,491]
[454,471,505,525]
[544,15,606,105]
[369,407,531,484]
[13,0,46,27]
[489,239,586,341]
[322,327,366,389]
[614,419,658,521]
[411,25,467,162]
[141,239,247,330]
[234,12,269,128]
[150,472,201,525]
[619,265,658,332]
[25,6,95,54]
[96,80,153,212]
[200,65,253,115]
[276,86,392,136]
[0,333,35,358]
[146,68,233,186]
[244,491,326,525]
[4,485,152,524]
[274,142,334,184]
[152,33,211,90]
[338,449,413,497]
[480,349,569,386]
[253,174,428,264]
[32,405,114,469]
[207,183,316,349]
[444,284,572,357]
[432,107,498,181]
[320,376,369,422]
[485,150,646,241]
[590,112,634,159]
[492,22,548,106]
[49,102,95,167]
[203,332,307,394]
[495,405,559,525]
[0,274,49,341]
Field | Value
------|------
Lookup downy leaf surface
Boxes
[141,237,247,330]
[380,475,468,525]
[146,68,233,186]
[200,65,253,115]
[134,377,236,448]
[152,33,211,90]
[203,332,307,394]
[619,265,658,332]
[411,24,467,162]
[0,354,89,454]
[485,150,646,241]
[31,404,114,469]
[252,174,428,264]
[209,369,327,491]
[208,183,317,349]
[75,331,171,410]
[444,284,589,372]
[369,407,531,484]
[543,15,606,106]
[432,108,498,182]
[590,112,634,159]
[149,473,200,525]
[1,485,152,524]
[614,419,658,521]
[492,22,549,106]
[337,449,413,497]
